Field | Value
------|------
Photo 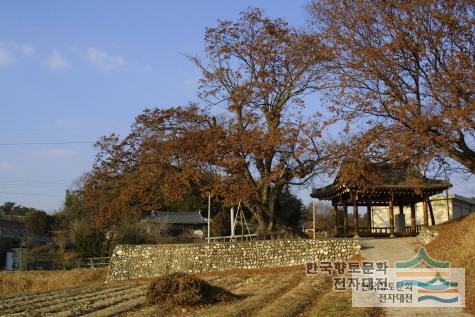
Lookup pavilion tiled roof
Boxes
[311,162,451,200]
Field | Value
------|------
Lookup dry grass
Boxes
[0,268,106,294]
[425,213,475,315]
[304,291,383,317]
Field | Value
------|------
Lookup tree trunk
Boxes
[266,197,277,234]
[246,204,269,236]
[248,190,281,236]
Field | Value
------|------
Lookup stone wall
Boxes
[418,226,439,245]
[107,239,360,281]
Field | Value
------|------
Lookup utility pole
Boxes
[207,193,211,243]
[230,207,235,240]
[312,199,316,239]
[444,170,450,221]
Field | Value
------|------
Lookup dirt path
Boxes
[359,237,419,266]
[360,237,472,317]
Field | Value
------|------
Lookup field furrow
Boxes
[1,268,332,317]
[253,274,331,317]
[51,289,146,317]
[190,271,303,317]
[81,296,145,317]
[0,284,135,310]
[0,284,146,316]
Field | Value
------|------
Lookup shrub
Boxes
[25,210,53,236]
[146,272,237,307]
[114,223,148,245]
[73,225,107,257]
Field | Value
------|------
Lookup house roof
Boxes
[0,219,51,243]
[150,211,208,224]
[311,162,451,201]
[0,219,25,231]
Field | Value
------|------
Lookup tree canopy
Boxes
[309,0,475,173]
[0,201,39,216]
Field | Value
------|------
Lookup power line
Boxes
[0,177,76,181]
[0,191,64,197]
[0,184,70,188]
[0,180,72,184]
[0,141,94,146]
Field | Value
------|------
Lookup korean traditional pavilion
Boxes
[311,162,451,238]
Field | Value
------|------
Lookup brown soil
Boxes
[0,263,377,317]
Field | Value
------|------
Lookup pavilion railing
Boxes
[336,225,421,236]
[358,227,391,234]
[404,225,421,233]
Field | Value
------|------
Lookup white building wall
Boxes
[371,194,475,227]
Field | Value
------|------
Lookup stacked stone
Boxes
[107,239,361,281]
[418,227,439,245]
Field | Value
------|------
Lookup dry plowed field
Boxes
[0,268,375,317]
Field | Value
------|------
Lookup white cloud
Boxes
[55,119,75,128]
[6,42,36,56]
[0,48,16,67]
[0,161,13,169]
[45,49,69,70]
[43,149,78,159]
[0,42,35,68]
[86,47,125,71]
[18,44,35,56]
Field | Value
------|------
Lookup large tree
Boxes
[189,8,332,233]
[83,9,333,234]
[309,0,475,173]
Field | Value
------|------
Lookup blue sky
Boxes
[0,1,473,211]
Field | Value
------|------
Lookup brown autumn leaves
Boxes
[82,1,474,234]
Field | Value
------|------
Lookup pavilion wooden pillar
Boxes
[428,200,435,225]
[399,205,404,232]
[343,203,348,237]
[367,203,372,232]
[353,199,360,238]
[389,196,395,238]
[333,204,338,237]
[410,204,416,232]
[422,199,429,226]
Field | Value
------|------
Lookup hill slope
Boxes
[426,213,475,314]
